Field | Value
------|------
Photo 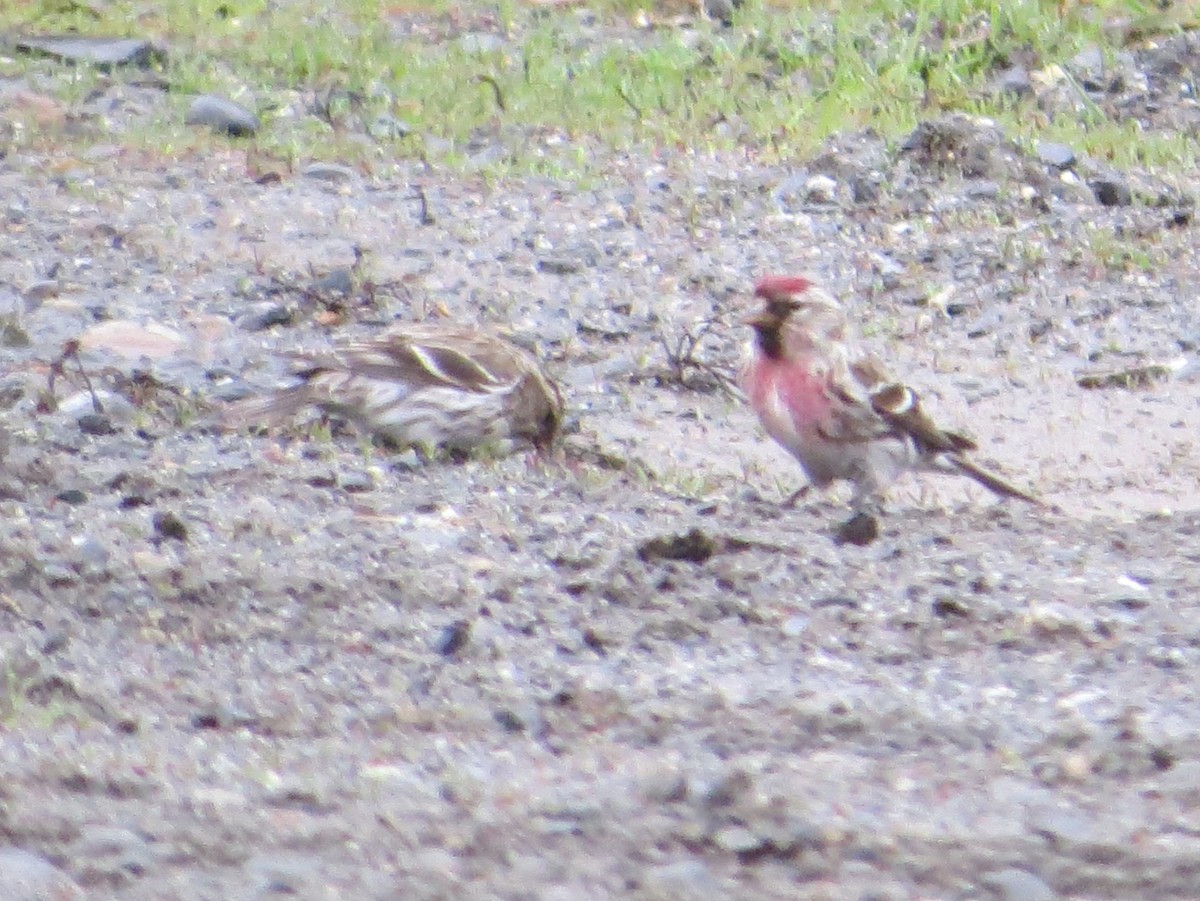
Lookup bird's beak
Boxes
[740,311,773,328]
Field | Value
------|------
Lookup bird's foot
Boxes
[782,485,812,509]
[834,510,880,546]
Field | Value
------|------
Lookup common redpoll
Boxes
[740,275,1038,509]
[226,322,563,453]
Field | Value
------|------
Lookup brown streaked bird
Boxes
[225,322,563,454]
[740,274,1038,510]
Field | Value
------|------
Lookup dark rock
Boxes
[834,512,878,546]
[302,163,356,183]
[435,620,471,657]
[901,114,1014,180]
[152,511,188,542]
[494,708,526,733]
[637,528,717,564]
[1090,178,1132,207]
[314,267,354,296]
[996,67,1032,97]
[850,176,880,204]
[932,596,972,618]
[338,469,375,493]
[1167,208,1192,228]
[368,114,413,140]
[15,36,162,69]
[700,768,752,808]
[537,256,583,275]
[55,488,88,505]
[236,302,293,331]
[703,0,742,26]
[185,95,259,137]
[77,412,116,435]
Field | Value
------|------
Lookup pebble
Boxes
[236,302,293,332]
[245,853,319,896]
[1036,141,1076,170]
[640,859,721,900]
[712,824,765,854]
[16,36,158,68]
[434,620,471,657]
[302,163,357,183]
[368,114,412,140]
[184,94,260,137]
[805,174,839,204]
[980,867,1055,901]
[0,847,84,901]
[1090,178,1132,206]
[997,67,1032,96]
[338,469,376,493]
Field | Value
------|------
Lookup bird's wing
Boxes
[813,361,895,444]
[287,329,519,395]
[867,382,977,454]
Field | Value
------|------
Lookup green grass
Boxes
[1,0,1195,174]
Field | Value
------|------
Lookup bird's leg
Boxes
[782,484,812,508]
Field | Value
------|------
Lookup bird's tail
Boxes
[220,387,311,431]
[946,454,1040,504]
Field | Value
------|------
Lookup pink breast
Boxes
[746,359,832,429]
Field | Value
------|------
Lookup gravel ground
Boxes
[3,17,1200,901]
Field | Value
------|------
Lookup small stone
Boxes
[493,708,526,733]
[72,825,148,857]
[997,67,1032,96]
[368,114,412,140]
[0,847,84,900]
[245,853,318,895]
[458,32,505,54]
[235,302,293,331]
[77,412,116,435]
[700,768,752,808]
[637,528,716,564]
[537,256,583,275]
[805,174,838,204]
[1036,141,1076,170]
[54,488,88,505]
[23,281,59,302]
[640,767,688,803]
[16,36,159,68]
[434,620,471,657]
[932,596,971,618]
[712,825,765,854]
[703,0,742,25]
[850,176,879,204]
[781,615,808,637]
[185,95,259,137]
[966,181,1000,200]
[314,267,354,296]
[1090,178,1132,207]
[302,163,356,183]
[980,867,1055,901]
[152,511,188,542]
[338,469,375,493]
[834,512,878,546]
[640,859,720,900]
